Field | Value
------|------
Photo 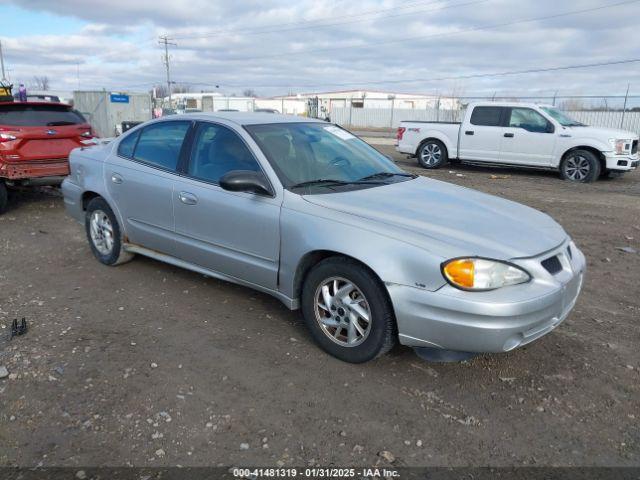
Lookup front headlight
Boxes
[441,258,531,291]
[608,138,633,155]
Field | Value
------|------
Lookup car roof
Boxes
[177,112,326,126]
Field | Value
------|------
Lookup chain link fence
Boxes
[331,94,640,133]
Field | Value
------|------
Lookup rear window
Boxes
[0,104,86,127]
[470,106,504,127]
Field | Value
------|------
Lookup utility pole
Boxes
[158,36,177,106]
[0,39,7,82]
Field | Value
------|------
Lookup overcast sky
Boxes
[0,0,639,101]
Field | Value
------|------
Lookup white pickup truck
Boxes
[396,102,639,182]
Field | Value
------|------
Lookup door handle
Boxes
[111,173,123,184]
[465,131,474,135]
[504,133,515,138]
[179,191,198,205]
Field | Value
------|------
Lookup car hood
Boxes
[566,125,639,141]
[302,177,567,259]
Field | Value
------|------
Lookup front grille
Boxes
[632,140,638,155]
[541,255,562,275]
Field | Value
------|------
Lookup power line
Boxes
[171,0,460,40]
[158,36,177,104]
[176,57,640,90]
[216,0,640,63]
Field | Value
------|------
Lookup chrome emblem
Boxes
[46,129,57,135]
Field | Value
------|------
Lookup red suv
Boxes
[0,101,94,213]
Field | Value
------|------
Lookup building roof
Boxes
[277,88,436,98]
[169,111,325,126]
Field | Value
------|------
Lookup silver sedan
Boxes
[62,113,585,363]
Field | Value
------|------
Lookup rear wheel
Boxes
[301,257,396,363]
[0,181,7,215]
[85,197,133,266]
[560,150,600,183]
[417,140,448,169]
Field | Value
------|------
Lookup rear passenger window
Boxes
[133,121,190,171]
[117,130,139,158]
[470,107,503,127]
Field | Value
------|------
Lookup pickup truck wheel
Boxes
[301,257,396,363]
[417,140,447,169]
[560,150,601,183]
[85,197,134,266]
[0,181,8,215]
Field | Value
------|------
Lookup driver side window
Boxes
[509,108,552,133]
[188,123,261,184]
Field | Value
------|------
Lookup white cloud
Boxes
[2,0,640,98]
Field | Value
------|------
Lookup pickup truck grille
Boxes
[541,255,563,275]
[632,140,638,155]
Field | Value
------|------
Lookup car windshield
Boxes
[541,107,585,127]
[245,122,410,192]
[0,104,86,126]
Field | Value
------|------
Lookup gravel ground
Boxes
[0,146,639,468]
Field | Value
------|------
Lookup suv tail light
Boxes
[0,133,17,142]
[396,127,406,141]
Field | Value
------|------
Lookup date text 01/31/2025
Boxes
[232,467,400,478]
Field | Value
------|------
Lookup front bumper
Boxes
[0,159,70,180]
[389,240,586,353]
[604,151,639,171]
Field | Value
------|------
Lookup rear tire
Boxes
[85,197,134,266]
[0,181,7,215]
[560,150,600,183]
[301,257,396,363]
[417,139,448,169]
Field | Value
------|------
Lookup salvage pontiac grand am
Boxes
[62,113,585,363]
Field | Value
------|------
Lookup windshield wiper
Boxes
[290,178,385,189]
[358,172,417,181]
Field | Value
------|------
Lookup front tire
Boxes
[0,181,7,215]
[85,197,133,266]
[560,150,601,183]
[301,257,396,363]
[417,139,448,169]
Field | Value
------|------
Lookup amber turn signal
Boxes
[443,259,475,288]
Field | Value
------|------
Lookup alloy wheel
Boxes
[89,210,114,255]
[564,155,591,181]
[313,277,372,347]
[420,143,442,166]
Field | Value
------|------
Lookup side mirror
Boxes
[219,170,273,196]
[546,122,555,134]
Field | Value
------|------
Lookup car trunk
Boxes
[0,103,92,162]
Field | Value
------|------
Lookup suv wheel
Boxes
[301,257,396,363]
[0,181,7,215]
[560,150,601,183]
[85,197,134,266]
[417,140,447,169]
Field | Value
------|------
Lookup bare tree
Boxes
[32,76,50,91]
[242,89,258,98]
[172,84,192,94]
[152,84,168,99]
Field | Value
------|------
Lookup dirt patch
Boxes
[0,153,638,467]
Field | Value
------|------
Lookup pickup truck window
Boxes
[508,108,552,133]
[470,106,504,127]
